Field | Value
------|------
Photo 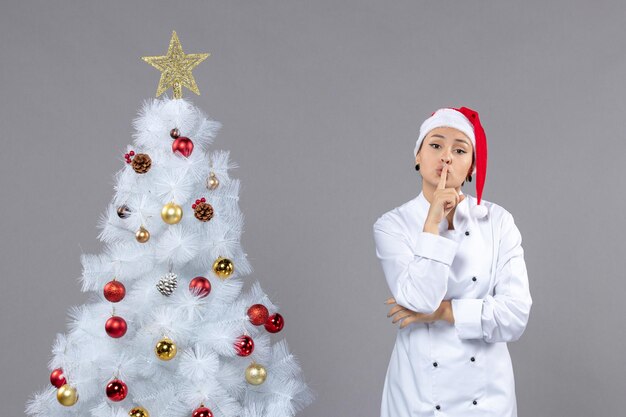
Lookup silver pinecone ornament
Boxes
[157,272,178,296]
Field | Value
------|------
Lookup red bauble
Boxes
[192,406,214,417]
[50,368,66,388]
[247,304,269,326]
[234,335,254,357]
[105,379,127,402]
[189,276,211,298]
[264,313,284,333]
[105,316,127,338]
[172,136,194,157]
[103,280,126,303]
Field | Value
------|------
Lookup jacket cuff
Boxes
[451,298,484,339]
[413,232,459,266]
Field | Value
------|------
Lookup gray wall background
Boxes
[2,1,624,416]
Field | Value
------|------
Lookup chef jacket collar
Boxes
[416,189,470,234]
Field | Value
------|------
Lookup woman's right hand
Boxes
[425,164,465,227]
[385,296,448,327]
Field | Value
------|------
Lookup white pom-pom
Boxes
[471,203,488,218]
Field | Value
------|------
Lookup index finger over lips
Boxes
[437,164,448,190]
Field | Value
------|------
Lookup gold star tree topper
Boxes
[142,31,210,99]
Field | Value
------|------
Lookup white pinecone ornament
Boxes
[156,272,178,296]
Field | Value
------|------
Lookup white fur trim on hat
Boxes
[414,108,477,175]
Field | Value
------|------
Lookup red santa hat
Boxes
[414,106,488,219]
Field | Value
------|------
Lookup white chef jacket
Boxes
[373,190,532,417]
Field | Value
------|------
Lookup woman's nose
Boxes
[441,149,452,163]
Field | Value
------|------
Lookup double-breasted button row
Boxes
[434,400,478,411]
[433,358,474,366]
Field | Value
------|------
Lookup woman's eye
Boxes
[430,144,466,154]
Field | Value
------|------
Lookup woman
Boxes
[372,106,532,417]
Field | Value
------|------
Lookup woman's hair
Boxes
[416,140,475,186]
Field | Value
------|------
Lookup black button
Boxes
[465,231,470,236]
[472,276,477,282]
[473,400,478,405]
[433,362,438,367]
[470,357,475,362]
[435,405,441,410]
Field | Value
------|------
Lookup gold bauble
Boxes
[129,406,150,417]
[56,384,79,406]
[136,226,150,243]
[161,202,183,224]
[155,337,177,361]
[206,172,219,190]
[212,257,234,279]
[245,363,267,385]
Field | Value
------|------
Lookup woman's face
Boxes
[415,126,474,189]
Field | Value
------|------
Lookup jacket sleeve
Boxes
[373,214,460,314]
[450,211,533,342]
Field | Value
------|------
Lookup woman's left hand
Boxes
[385,297,453,328]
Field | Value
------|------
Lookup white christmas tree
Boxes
[25,31,315,417]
